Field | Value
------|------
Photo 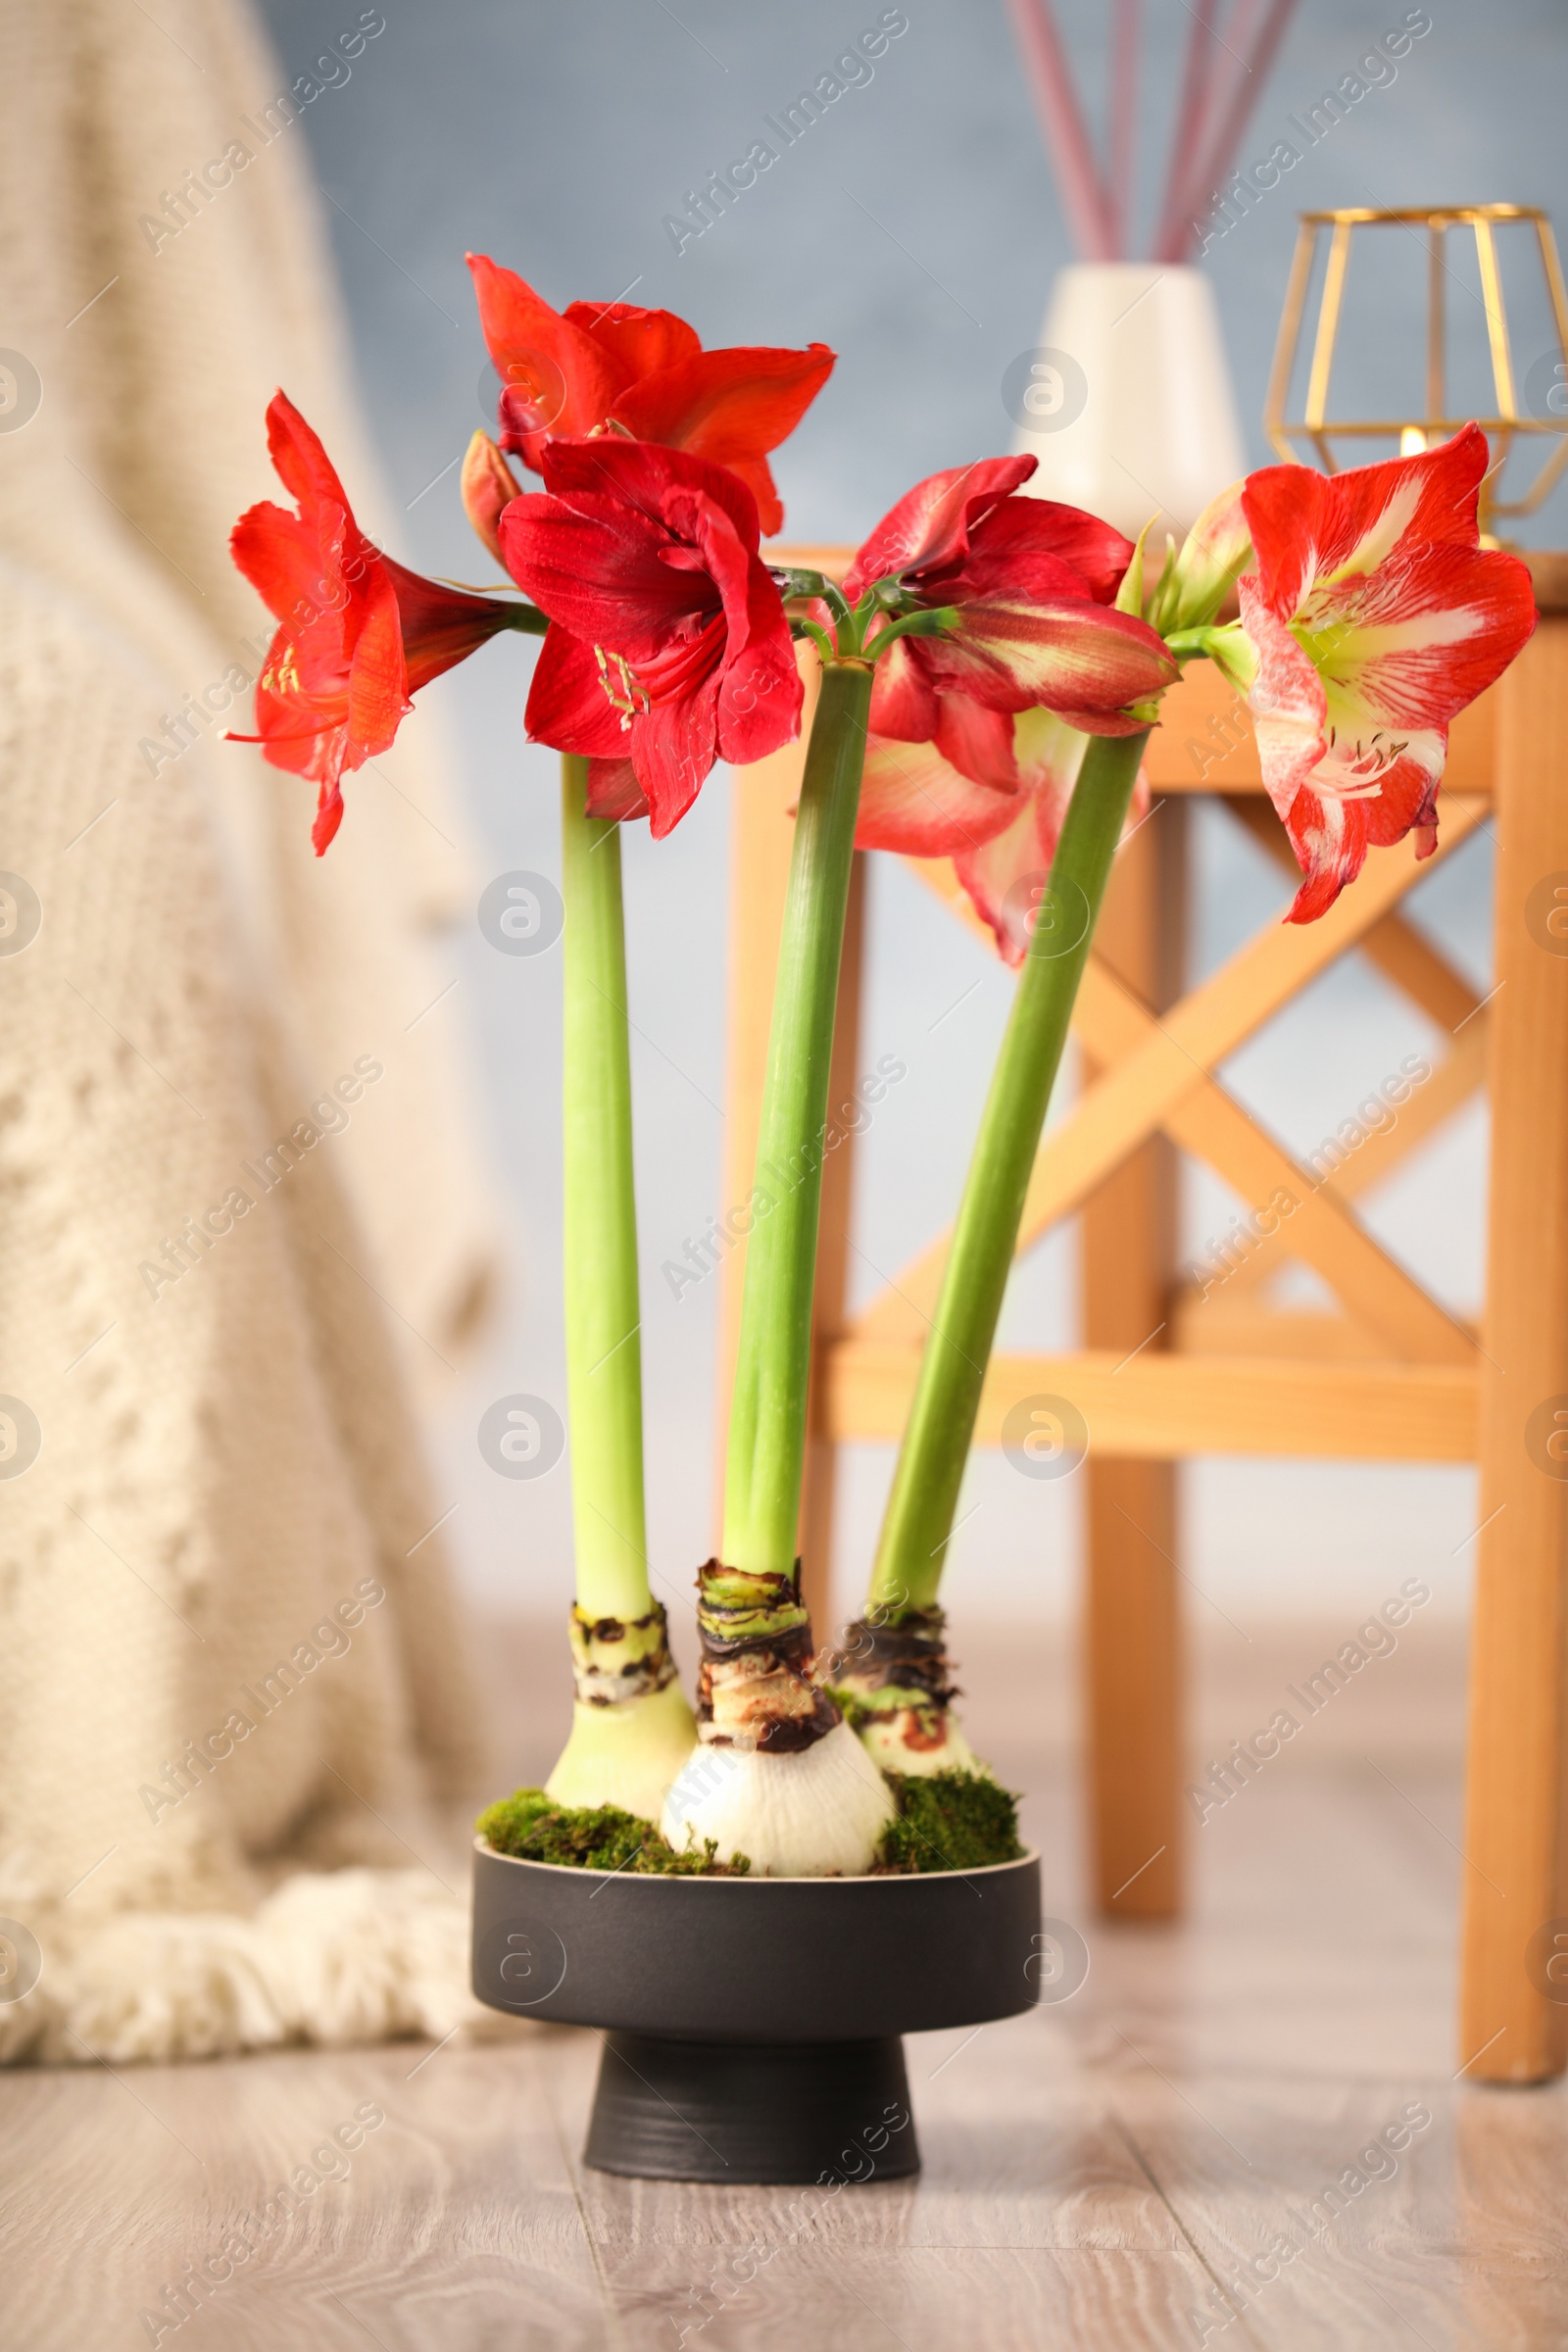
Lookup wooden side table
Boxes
[715,550,1568,2084]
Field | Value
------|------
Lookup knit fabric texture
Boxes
[0,0,509,2061]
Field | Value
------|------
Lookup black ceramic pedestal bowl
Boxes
[471,1838,1042,2183]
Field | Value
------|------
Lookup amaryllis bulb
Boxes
[824,1607,994,1784]
[661,1722,895,1877]
[855,1707,988,1782]
[545,1680,698,1825]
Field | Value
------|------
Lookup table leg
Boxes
[1082,804,1186,1919]
[1461,617,1568,2083]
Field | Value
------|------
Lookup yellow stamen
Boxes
[594,645,652,730]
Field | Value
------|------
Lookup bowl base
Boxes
[583,2033,921,2184]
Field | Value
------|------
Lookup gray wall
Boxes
[255,0,1566,1630]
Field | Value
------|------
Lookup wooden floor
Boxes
[4,1615,1565,2350]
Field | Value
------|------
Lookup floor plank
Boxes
[3,1614,1565,2352]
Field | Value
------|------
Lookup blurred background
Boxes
[251,0,1567,1648]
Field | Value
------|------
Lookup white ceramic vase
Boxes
[1008,263,1246,542]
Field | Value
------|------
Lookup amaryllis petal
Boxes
[845,458,1038,595]
[502,438,771,665]
[926,597,1179,721]
[262,389,357,515]
[1235,582,1329,817]
[586,757,651,822]
[855,731,1020,858]
[954,496,1134,608]
[954,710,1151,965]
[1274,789,1368,926]
[1235,581,1452,923]
[1038,705,1164,739]
[608,342,835,471]
[500,486,712,662]
[1243,423,1492,617]
[229,496,340,641]
[542,432,763,552]
[866,633,943,743]
[954,718,1086,965]
[563,299,701,383]
[1231,580,1439,926]
[716,557,806,765]
[1296,540,1537,729]
[311,787,346,856]
[719,454,785,541]
[383,556,514,690]
[682,489,768,655]
[1360,748,1445,854]
[854,701,1151,963]
[467,253,626,464]
[931,691,1019,791]
[523,623,629,760]
[338,570,408,755]
[633,662,725,837]
[1270,693,1447,924]
[942,543,1103,613]
[1278,746,1445,924]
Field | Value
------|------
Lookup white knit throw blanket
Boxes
[0,0,508,2060]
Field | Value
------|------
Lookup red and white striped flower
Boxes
[1217,424,1536,921]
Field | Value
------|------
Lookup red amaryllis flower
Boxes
[846,458,1179,749]
[1223,424,1536,921]
[498,438,802,836]
[856,706,1148,965]
[467,254,834,536]
[231,393,514,853]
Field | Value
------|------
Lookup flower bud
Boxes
[461,429,521,564]
[1151,480,1251,635]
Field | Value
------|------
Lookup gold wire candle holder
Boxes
[1264,204,1568,538]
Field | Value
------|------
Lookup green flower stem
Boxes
[502,603,550,637]
[561,754,649,1622]
[722,661,874,1576]
[868,728,1152,1614]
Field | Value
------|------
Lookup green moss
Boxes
[875,1770,1023,1874]
[476,1788,750,1876]
[478,1777,1019,1881]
